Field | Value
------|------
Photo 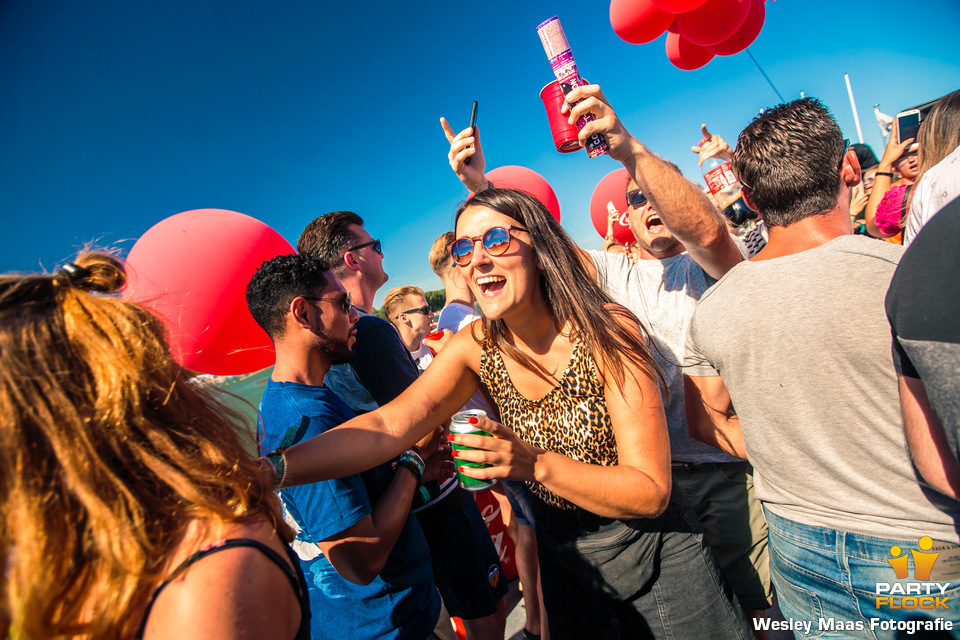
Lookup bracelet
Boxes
[397,448,425,484]
[266,449,288,488]
[875,171,894,178]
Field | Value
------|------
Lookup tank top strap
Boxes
[135,538,310,639]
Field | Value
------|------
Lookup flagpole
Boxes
[844,74,864,143]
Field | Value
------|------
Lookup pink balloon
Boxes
[124,209,295,376]
[590,168,636,245]
[650,0,710,13]
[484,166,562,222]
[676,0,751,47]
[706,0,765,55]
[609,0,674,45]
[665,32,715,70]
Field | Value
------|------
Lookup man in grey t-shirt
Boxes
[685,98,960,635]
[442,84,775,624]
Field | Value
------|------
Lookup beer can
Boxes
[449,409,497,492]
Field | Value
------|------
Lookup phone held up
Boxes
[896,108,922,145]
[465,101,478,166]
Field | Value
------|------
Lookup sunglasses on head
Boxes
[347,239,382,256]
[303,291,353,314]
[448,225,527,267]
[626,189,648,208]
[396,305,431,318]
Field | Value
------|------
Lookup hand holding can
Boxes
[448,410,498,491]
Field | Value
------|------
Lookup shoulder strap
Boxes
[135,538,309,639]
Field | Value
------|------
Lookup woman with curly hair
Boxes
[0,252,308,639]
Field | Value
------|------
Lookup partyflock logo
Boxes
[875,537,950,610]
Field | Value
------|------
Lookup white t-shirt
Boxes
[903,144,960,247]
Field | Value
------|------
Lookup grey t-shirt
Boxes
[685,235,960,542]
[589,249,741,464]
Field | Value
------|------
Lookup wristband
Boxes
[397,448,425,483]
[875,171,894,178]
[265,449,288,488]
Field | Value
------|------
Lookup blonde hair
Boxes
[0,252,289,639]
[383,285,426,323]
[428,231,455,277]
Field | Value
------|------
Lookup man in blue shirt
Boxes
[246,253,440,640]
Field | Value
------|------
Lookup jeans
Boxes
[532,492,752,640]
[764,508,960,639]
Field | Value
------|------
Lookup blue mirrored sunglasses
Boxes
[448,225,527,267]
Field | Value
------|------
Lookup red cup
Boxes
[540,81,581,153]
[423,329,444,356]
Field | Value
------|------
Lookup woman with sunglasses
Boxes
[1,252,309,639]
[279,188,750,639]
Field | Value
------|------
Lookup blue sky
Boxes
[2,0,958,308]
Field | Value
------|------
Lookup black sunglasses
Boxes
[626,189,648,208]
[448,225,527,267]
[303,292,352,314]
[396,305,431,318]
[346,239,382,256]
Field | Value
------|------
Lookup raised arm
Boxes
[865,134,914,237]
[440,117,488,194]
[282,330,481,487]
[690,123,734,166]
[564,85,743,280]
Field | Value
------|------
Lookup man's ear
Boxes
[290,297,313,329]
[342,250,362,273]
[740,187,759,213]
[841,150,862,187]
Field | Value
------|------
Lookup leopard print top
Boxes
[480,338,618,510]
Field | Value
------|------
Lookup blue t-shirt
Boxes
[258,379,439,640]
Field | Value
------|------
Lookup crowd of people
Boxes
[2,83,959,640]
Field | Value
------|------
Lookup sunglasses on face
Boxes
[626,189,648,208]
[303,292,353,314]
[396,305,431,318]
[448,225,528,267]
[347,239,382,256]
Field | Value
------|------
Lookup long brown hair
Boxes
[0,252,289,639]
[456,188,664,391]
[916,89,960,183]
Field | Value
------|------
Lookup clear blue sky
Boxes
[2,0,958,308]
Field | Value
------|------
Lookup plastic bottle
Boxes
[702,157,740,204]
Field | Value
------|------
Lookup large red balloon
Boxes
[676,0,751,47]
[650,0,709,13]
[610,0,674,45]
[665,32,715,70]
[484,166,562,222]
[590,168,635,245]
[124,209,295,376]
[706,0,765,55]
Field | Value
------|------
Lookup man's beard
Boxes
[316,333,353,365]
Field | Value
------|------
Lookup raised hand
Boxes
[561,84,639,164]
[690,124,734,166]
[440,117,487,194]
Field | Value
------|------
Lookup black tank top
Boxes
[135,538,311,640]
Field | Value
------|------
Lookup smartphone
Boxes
[465,101,479,166]
[896,109,922,144]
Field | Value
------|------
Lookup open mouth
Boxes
[646,214,665,233]
[476,275,506,296]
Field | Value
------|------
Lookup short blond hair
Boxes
[383,285,425,322]
[429,231,455,277]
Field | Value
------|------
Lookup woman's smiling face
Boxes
[454,205,539,322]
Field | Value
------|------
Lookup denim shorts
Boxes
[764,508,960,639]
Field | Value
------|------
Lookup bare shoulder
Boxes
[142,519,301,640]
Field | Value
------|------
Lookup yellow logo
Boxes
[875,537,950,610]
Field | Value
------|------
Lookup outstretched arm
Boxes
[281,330,480,487]
[564,85,743,280]
[440,117,488,194]
[865,134,914,237]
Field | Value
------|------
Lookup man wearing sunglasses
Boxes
[298,212,509,640]
[384,285,436,369]
[246,253,441,640]
[442,85,775,631]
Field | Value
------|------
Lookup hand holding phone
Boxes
[896,109,921,144]
[464,101,478,166]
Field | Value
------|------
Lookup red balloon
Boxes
[590,168,636,245]
[609,0,674,45]
[124,209,295,376]
[665,32,715,70]
[650,0,709,13]
[666,17,680,34]
[706,0,765,55]
[484,166,562,222]
[676,0,751,47]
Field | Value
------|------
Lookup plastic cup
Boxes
[540,81,581,154]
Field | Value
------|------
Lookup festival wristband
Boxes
[397,447,425,483]
[265,449,288,487]
[875,171,894,178]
